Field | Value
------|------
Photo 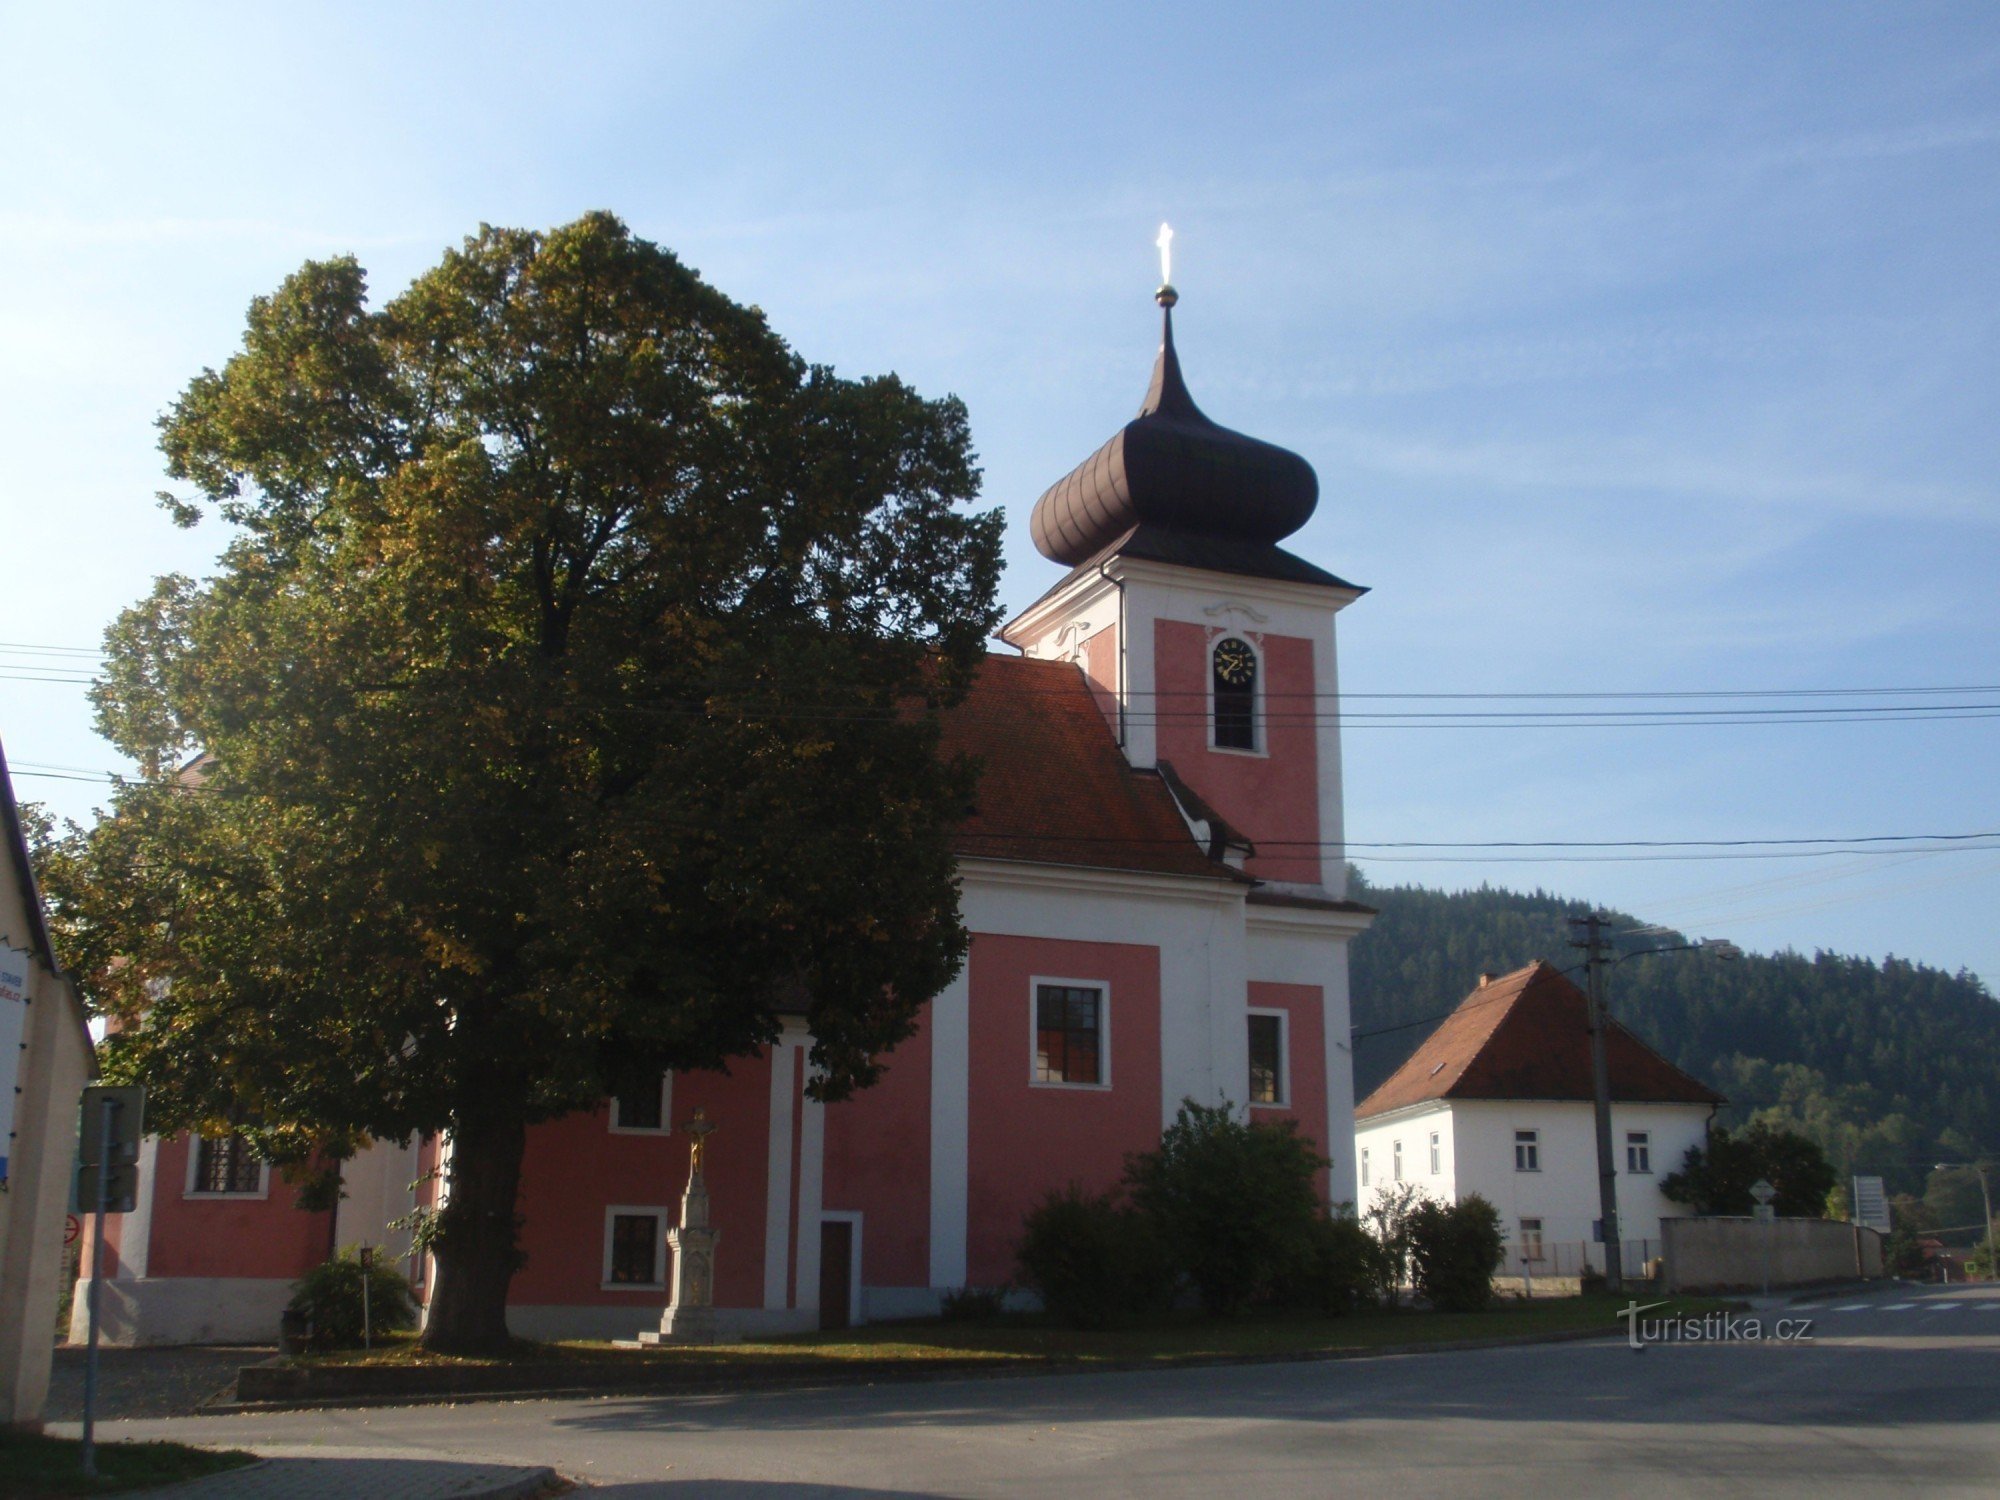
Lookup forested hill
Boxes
[1346,871,2000,1196]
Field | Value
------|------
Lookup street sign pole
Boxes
[79,1092,115,1480]
[360,1246,374,1352]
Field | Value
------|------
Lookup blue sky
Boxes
[3,3,1996,989]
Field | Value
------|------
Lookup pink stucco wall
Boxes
[824,1003,932,1289]
[964,932,1162,1286]
[511,1054,774,1310]
[1247,981,1331,1201]
[1154,619,1321,885]
[138,1137,332,1280]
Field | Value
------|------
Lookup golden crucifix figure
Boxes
[684,1106,717,1175]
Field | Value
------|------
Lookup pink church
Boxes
[77,292,1375,1344]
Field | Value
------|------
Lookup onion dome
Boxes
[1029,289,1320,567]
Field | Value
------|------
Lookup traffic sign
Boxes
[78,1086,145,1169]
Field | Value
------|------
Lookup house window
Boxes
[610,1073,670,1134]
[1392,1141,1404,1181]
[1429,1131,1441,1175]
[1515,1129,1540,1172]
[190,1134,263,1196]
[1034,983,1105,1086]
[1212,637,1257,751]
[1360,1148,1370,1187]
[1247,1011,1285,1106]
[1626,1131,1651,1174]
[1520,1218,1544,1262]
[603,1207,668,1288]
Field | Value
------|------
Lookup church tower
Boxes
[1002,277,1366,903]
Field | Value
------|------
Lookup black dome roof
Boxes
[1029,304,1319,567]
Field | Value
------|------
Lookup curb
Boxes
[133,1460,560,1499]
[205,1321,1657,1416]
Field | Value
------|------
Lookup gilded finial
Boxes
[1155,221,1177,308]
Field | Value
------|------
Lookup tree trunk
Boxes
[422,1096,529,1355]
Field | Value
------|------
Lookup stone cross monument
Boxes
[642,1107,722,1345]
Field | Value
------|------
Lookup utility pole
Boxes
[1569,913,1624,1293]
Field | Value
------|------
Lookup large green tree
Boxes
[44,214,1002,1352]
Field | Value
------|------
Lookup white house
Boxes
[1354,961,1723,1276]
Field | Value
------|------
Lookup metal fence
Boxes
[1501,1239,1658,1280]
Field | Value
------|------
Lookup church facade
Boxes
[76,289,1375,1345]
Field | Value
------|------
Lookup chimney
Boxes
[1477,973,1496,988]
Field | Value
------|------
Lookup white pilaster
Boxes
[1323,938,1358,1206]
[793,1057,825,1311]
[119,1138,160,1280]
[927,968,971,1289]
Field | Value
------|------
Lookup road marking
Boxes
[1927,1300,1971,1308]
[1880,1302,1916,1311]
[1831,1303,1870,1311]
[1789,1303,1823,1310]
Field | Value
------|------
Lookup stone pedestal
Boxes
[636,1169,722,1346]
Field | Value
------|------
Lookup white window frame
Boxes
[1359,1147,1370,1187]
[1246,1006,1290,1109]
[818,1209,864,1325]
[183,1133,270,1201]
[1206,631,1268,758]
[601,1204,671,1291]
[1029,975,1112,1091]
[1429,1130,1441,1175]
[1626,1130,1652,1175]
[1392,1140,1403,1181]
[609,1073,673,1135]
[1514,1129,1540,1173]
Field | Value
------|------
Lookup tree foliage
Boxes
[1348,870,2000,1197]
[1122,1099,1329,1315]
[1659,1122,1838,1218]
[39,214,1002,1351]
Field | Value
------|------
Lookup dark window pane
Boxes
[610,1214,659,1283]
[194,1134,262,1194]
[1034,985,1103,1084]
[1248,1014,1282,1104]
[614,1078,663,1131]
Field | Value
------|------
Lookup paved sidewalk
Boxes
[129,1448,559,1498]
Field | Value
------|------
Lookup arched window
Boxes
[1212,636,1256,750]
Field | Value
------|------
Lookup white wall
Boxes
[1357,1099,1711,1257]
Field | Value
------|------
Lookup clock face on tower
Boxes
[1213,637,1255,687]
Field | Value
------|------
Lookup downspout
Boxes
[1096,559,1128,749]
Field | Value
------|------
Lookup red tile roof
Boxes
[942,653,1238,882]
[1355,961,1726,1119]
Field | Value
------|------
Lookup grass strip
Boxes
[0,1430,255,1498]
[294,1293,1732,1371]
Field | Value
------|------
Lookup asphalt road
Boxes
[76,1284,2000,1498]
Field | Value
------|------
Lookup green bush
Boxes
[938,1285,1007,1323]
[287,1246,417,1349]
[1124,1100,1328,1314]
[1015,1184,1174,1328]
[1407,1195,1505,1312]
[1363,1181,1426,1307]
[1274,1209,1386,1315]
